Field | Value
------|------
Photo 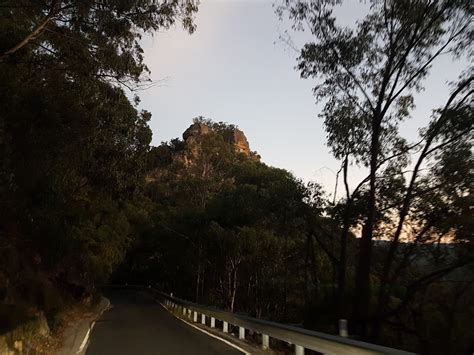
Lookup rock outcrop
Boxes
[183,122,212,142]
[145,120,260,184]
[146,121,259,184]
[222,129,251,156]
[182,122,255,159]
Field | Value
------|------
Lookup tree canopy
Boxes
[1,1,472,354]
[278,0,473,350]
[0,0,197,332]
[120,121,330,321]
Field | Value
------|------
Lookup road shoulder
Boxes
[55,297,110,355]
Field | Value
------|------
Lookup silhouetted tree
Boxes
[278,0,473,345]
[0,0,197,330]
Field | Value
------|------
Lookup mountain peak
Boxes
[183,121,253,158]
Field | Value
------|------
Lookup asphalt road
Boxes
[86,289,243,355]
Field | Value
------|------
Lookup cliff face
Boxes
[182,122,212,142]
[182,122,253,158]
[145,121,259,184]
[223,129,251,156]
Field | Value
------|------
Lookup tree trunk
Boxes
[353,117,381,338]
[195,265,201,302]
[337,156,351,319]
[373,77,473,339]
[230,263,238,313]
[195,243,203,302]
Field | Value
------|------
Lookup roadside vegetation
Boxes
[0,0,197,349]
[1,1,472,354]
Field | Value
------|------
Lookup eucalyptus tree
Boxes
[137,126,330,320]
[0,1,197,81]
[278,0,473,339]
[0,0,198,322]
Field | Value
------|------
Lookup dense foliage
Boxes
[116,121,332,324]
[278,0,473,353]
[1,1,472,354]
[0,0,197,331]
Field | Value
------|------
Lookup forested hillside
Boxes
[1,1,472,354]
[0,0,197,336]
[115,118,333,320]
[115,118,473,354]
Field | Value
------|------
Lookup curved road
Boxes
[86,289,242,355]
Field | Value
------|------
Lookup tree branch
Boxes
[0,1,77,61]
[379,75,473,296]
[377,258,474,321]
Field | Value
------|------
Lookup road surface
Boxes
[86,289,243,355]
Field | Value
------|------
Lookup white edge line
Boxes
[77,298,111,354]
[77,321,95,354]
[159,303,251,355]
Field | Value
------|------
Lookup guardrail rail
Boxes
[152,289,414,355]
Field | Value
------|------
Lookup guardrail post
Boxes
[295,345,304,355]
[239,327,245,340]
[154,289,412,355]
[338,319,348,337]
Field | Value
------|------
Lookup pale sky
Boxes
[138,0,466,197]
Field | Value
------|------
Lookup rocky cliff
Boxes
[145,120,259,184]
[182,122,253,158]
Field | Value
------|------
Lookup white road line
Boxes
[77,298,111,354]
[77,321,95,354]
[159,303,251,355]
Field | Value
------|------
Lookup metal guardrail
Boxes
[102,285,414,354]
[150,289,414,355]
